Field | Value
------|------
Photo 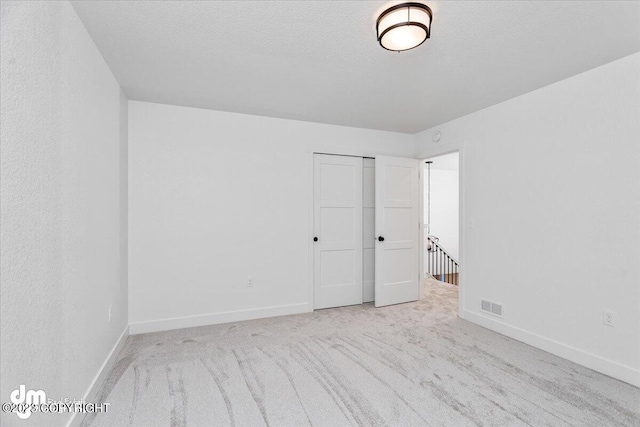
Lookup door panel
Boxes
[320,208,355,242]
[363,158,375,303]
[375,156,420,307]
[314,154,363,309]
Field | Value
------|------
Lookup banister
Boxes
[427,235,459,265]
[426,235,459,286]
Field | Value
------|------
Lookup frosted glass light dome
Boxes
[376,3,432,52]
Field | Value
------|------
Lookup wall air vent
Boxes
[491,303,503,316]
[481,299,504,317]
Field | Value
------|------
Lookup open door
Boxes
[374,156,420,307]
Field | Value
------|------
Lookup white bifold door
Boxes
[313,154,419,309]
[313,154,363,309]
[374,156,421,307]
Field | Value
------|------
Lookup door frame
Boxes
[419,147,465,318]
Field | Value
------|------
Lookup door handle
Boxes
[313,237,318,242]
[378,236,385,242]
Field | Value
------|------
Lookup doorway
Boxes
[423,152,460,286]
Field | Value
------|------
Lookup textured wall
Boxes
[414,53,640,386]
[0,2,127,426]
[119,89,129,330]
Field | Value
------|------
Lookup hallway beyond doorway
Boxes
[424,152,459,286]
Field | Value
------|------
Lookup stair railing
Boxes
[427,235,459,285]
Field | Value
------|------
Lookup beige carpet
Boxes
[83,280,640,426]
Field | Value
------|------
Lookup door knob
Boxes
[378,236,385,242]
[313,237,318,242]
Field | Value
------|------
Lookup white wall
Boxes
[128,101,413,333]
[0,2,128,426]
[414,53,640,386]
[119,90,129,325]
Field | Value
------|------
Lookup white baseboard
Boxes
[67,324,129,427]
[129,302,311,335]
[462,309,640,388]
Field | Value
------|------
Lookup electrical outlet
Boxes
[603,310,615,327]
[108,305,112,322]
[248,276,253,287]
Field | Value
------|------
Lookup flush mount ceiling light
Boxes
[376,2,433,52]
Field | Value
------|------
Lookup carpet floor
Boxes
[83,280,640,426]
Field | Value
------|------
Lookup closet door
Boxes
[363,158,375,303]
[313,154,363,309]
[375,156,420,307]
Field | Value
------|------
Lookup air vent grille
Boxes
[481,299,504,317]
[491,303,503,316]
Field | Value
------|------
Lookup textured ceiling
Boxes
[71,1,640,134]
